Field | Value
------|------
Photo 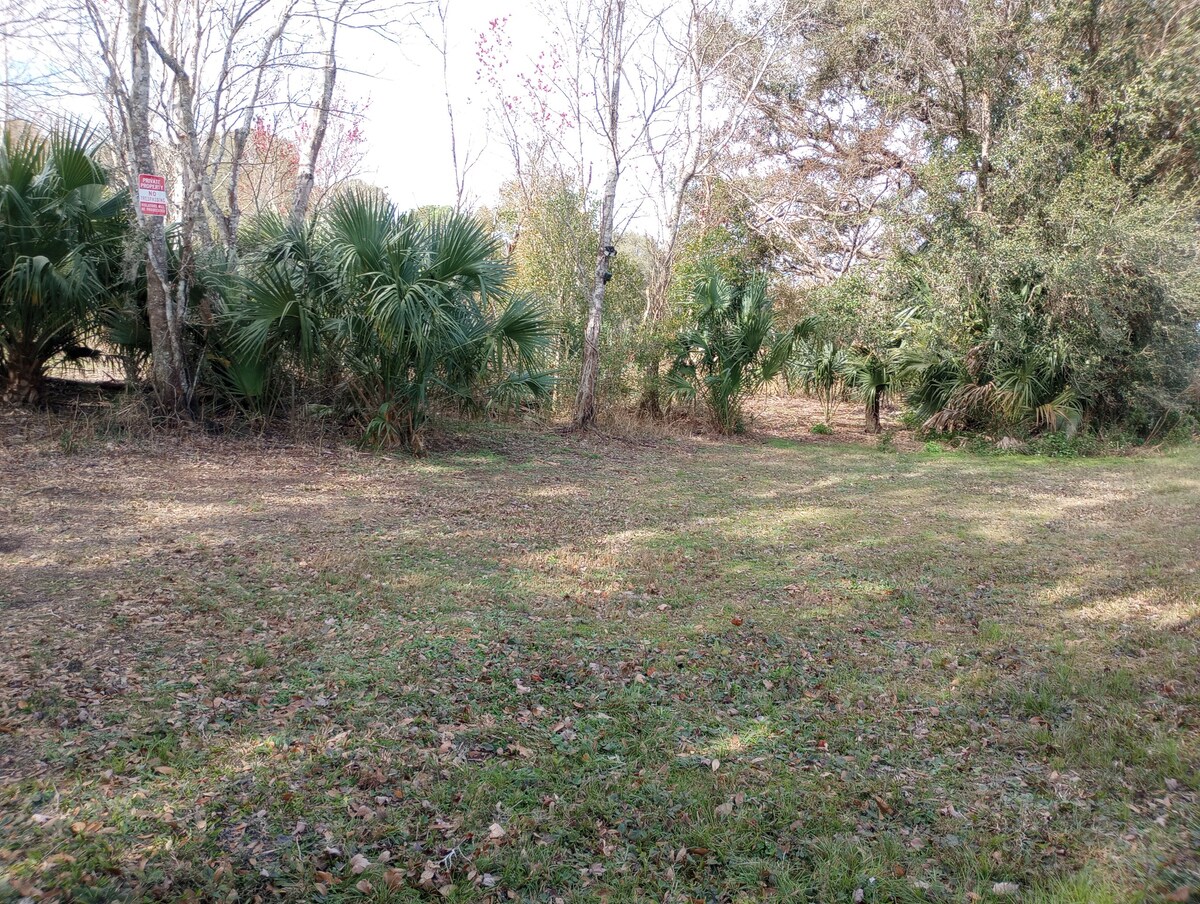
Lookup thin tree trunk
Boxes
[293,2,345,222]
[574,163,618,429]
[572,0,624,430]
[865,394,881,434]
[639,359,662,416]
[212,9,293,245]
[976,89,992,214]
[145,25,207,341]
[636,253,671,416]
[128,0,186,410]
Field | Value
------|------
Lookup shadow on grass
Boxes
[2,430,1197,901]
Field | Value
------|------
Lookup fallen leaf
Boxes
[350,853,370,874]
[8,877,43,898]
[489,822,507,839]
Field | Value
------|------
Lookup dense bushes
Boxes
[0,134,554,449]
[3,117,1196,451]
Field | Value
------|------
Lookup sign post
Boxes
[138,174,167,217]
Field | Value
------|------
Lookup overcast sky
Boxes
[341,0,544,210]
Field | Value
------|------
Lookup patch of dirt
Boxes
[744,391,922,449]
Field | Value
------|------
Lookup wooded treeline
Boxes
[2,0,1198,447]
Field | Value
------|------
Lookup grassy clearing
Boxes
[1,423,1197,903]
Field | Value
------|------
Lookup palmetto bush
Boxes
[788,340,846,425]
[222,193,554,448]
[841,345,900,434]
[666,265,804,434]
[0,124,127,404]
[899,301,1082,436]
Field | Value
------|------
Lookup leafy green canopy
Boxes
[896,145,1199,436]
[735,0,1200,438]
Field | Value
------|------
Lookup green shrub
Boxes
[222,195,555,448]
[666,265,805,434]
[1029,431,1100,458]
[789,340,845,424]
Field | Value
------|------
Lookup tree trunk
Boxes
[572,0,625,430]
[128,0,187,411]
[976,89,992,214]
[638,358,662,417]
[636,259,671,417]
[573,163,619,429]
[864,394,881,434]
[1,350,43,406]
[209,8,293,246]
[293,6,343,223]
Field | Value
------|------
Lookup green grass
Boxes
[1,424,1197,902]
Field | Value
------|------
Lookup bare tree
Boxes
[39,0,400,405]
[216,8,296,243]
[125,0,188,406]
[571,0,627,428]
[633,0,799,411]
[482,0,790,425]
[419,0,483,210]
[479,0,643,428]
[292,0,424,220]
[292,0,346,220]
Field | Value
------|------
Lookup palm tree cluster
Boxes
[0,125,128,404]
[0,127,554,448]
[665,268,905,437]
[896,284,1084,438]
[665,265,807,434]
[214,195,555,448]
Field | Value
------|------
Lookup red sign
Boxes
[138,173,167,217]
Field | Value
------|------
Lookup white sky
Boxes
[340,0,547,210]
